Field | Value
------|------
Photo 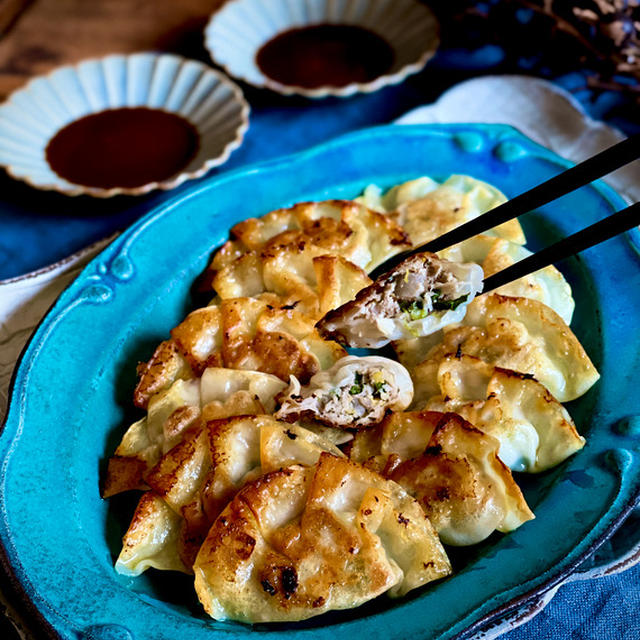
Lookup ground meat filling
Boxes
[316,252,483,349]
[276,368,397,428]
[355,255,470,325]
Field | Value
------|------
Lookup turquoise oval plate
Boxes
[2,124,640,640]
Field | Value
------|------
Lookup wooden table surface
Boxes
[0,0,226,100]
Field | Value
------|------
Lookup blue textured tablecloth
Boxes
[1,46,639,638]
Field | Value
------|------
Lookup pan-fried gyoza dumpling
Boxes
[193,453,451,622]
[115,492,190,574]
[437,234,574,325]
[212,248,375,319]
[418,354,585,472]
[202,199,409,321]
[348,412,534,546]
[115,418,344,576]
[134,295,346,408]
[316,253,484,348]
[394,294,599,402]
[208,200,410,277]
[357,175,525,247]
[103,369,287,497]
[275,356,413,429]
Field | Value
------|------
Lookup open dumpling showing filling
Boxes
[316,252,484,348]
[275,355,413,429]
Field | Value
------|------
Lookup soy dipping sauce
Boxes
[256,24,394,89]
[46,107,200,190]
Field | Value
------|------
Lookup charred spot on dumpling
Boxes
[261,578,277,596]
[259,565,298,600]
[397,513,409,527]
[281,566,299,599]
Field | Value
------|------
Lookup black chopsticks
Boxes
[483,201,640,293]
[368,133,640,284]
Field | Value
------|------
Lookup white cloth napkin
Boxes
[396,75,640,203]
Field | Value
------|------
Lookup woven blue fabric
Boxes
[505,562,640,639]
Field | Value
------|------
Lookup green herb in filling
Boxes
[349,372,364,395]
[372,380,387,398]
[399,299,428,321]
[400,290,469,320]
[432,291,469,311]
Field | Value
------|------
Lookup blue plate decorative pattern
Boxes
[1,124,640,640]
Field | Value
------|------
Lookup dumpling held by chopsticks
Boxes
[316,252,483,348]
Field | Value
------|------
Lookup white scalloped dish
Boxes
[204,0,440,98]
[0,53,249,198]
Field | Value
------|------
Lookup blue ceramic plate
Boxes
[2,124,640,640]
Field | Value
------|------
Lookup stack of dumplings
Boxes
[104,175,599,624]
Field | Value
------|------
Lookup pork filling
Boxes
[277,368,397,428]
[354,256,470,325]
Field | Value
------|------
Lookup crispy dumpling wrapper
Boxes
[193,453,451,623]
[418,354,585,472]
[213,248,374,320]
[395,294,599,402]
[357,175,525,247]
[115,417,344,575]
[317,252,484,348]
[133,295,346,408]
[115,492,189,575]
[437,234,574,325]
[104,369,287,498]
[349,411,534,546]
[275,355,413,429]
[209,199,410,276]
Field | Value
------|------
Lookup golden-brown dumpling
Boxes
[418,354,585,472]
[133,295,346,408]
[210,200,410,274]
[276,355,414,429]
[212,248,374,319]
[104,369,286,497]
[193,453,451,622]
[204,200,408,321]
[349,411,534,546]
[316,252,483,348]
[357,175,525,247]
[115,417,344,575]
[395,294,599,402]
[115,492,189,575]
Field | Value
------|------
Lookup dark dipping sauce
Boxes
[46,107,200,190]
[256,24,394,89]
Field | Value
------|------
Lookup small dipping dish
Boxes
[204,0,440,98]
[0,53,249,197]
